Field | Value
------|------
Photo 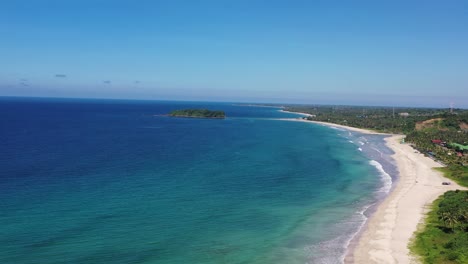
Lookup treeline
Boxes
[286,105,468,165]
[286,105,468,133]
[405,112,468,167]
[411,190,468,263]
[286,105,445,133]
[406,130,468,164]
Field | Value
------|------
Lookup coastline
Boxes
[279,115,466,263]
[276,115,389,135]
[350,134,465,264]
[279,110,390,135]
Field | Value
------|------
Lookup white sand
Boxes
[278,117,466,263]
[351,135,466,264]
[279,109,313,117]
[277,115,390,135]
[306,120,391,135]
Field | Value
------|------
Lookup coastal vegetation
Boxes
[285,105,468,263]
[435,166,468,190]
[169,109,225,118]
[285,105,468,167]
[410,190,468,264]
[285,105,446,133]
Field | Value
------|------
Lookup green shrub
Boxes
[410,191,468,264]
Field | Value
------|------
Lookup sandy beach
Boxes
[281,117,466,263]
[306,120,467,263]
[348,134,465,263]
[276,114,386,134]
[307,120,391,135]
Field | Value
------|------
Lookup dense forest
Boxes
[286,105,467,134]
[169,109,225,118]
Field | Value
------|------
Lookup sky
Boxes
[1,0,468,107]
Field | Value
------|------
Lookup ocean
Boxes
[0,97,396,264]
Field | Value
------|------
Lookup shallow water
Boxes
[0,98,394,263]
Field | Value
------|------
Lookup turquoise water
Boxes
[0,98,392,263]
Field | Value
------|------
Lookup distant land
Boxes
[285,104,468,263]
[169,109,225,119]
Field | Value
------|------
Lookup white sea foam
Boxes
[303,160,392,264]
[369,160,392,193]
[358,148,362,152]
[330,126,347,132]
[358,136,369,145]
[306,203,374,264]
[371,146,384,158]
[341,203,374,264]
[358,141,365,145]
[334,161,392,263]
[348,140,354,143]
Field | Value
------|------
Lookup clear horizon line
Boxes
[0,95,465,110]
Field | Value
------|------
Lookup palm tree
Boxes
[439,211,459,230]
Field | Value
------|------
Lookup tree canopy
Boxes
[169,109,225,118]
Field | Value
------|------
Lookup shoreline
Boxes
[279,110,392,135]
[279,109,311,117]
[350,135,465,263]
[276,115,389,135]
[279,115,465,263]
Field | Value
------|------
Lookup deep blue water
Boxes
[0,97,393,264]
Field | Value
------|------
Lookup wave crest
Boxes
[369,160,392,193]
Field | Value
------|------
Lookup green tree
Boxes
[439,210,459,230]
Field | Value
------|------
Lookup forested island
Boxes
[169,109,225,119]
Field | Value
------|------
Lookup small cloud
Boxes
[19,78,29,86]
[103,80,111,84]
[55,74,67,78]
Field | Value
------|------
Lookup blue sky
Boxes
[1,0,467,107]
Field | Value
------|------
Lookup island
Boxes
[169,109,225,119]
